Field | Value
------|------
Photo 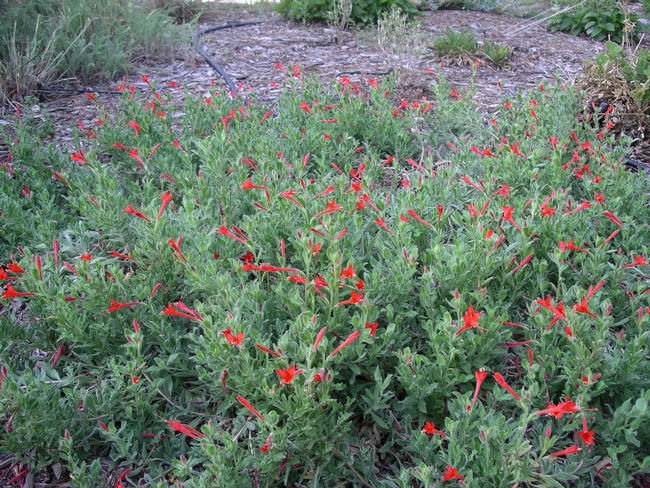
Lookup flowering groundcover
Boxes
[1,71,650,487]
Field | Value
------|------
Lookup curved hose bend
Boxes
[193,21,265,96]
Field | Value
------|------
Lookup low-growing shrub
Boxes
[578,40,650,140]
[547,6,638,44]
[274,0,420,25]
[1,71,650,486]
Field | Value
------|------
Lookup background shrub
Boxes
[0,0,191,102]
[273,0,420,25]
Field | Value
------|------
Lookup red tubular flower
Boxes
[561,240,590,254]
[128,120,141,137]
[374,216,393,235]
[406,158,426,172]
[160,302,201,321]
[87,194,101,209]
[128,149,144,168]
[577,417,595,445]
[365,321,378,336]
[256,343,282,358]
[157,192,173,220]
[509,142,527,158]
[603,211,623,227]
[109,251,137,262]
[288,274,307,284]
[565,200,591,216]
[279,189,303,208]
[334,229,348,241]
[336,290,364,307]
[550,445,580,457]
[6,263,24,274]
[541,203,556,217]
[574,297,597,318]
[314,185,336,199]
[493,372,521,401]
[35,255,42,280]
[221,328,244,346]
[535,396,580,418]
[1,285,36,299]
[313,199,342,219]
[299,102,312,114]
[586,281,604,299]
[107,299,141,313]
[442,465,465,481]
[217,225,247,244]
[407,209,433,227]
[258,111,271,125]
[123,204,151,223]
[53,240,59,268]
[462,175,483,192]
[330,330,360,356]
[602,228,620,247]
[168,235,187,263]
[71,148,87,164]
[241,178,267,190]
[456,306,483,335]
[472,368,489,403]
[313,327,327,350]
[340,264,356,279]
[243,263,298,273]
[277,365,303,385]
[622,255,648,268]
[52,170,69,186]
[260,433,272,453]
[63,261,80,277]
[174,301,204,321]
[0,269,16,281]
[421,421,446,437]
[502,205,522,232]
[166,419,205,439]
[510,254,533,274]
[236,394,265,421]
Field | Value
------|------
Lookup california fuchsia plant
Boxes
[1,71,649,487]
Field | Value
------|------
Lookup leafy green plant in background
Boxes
[274,0,420,25]
[547,6,639,43]
[430,29,512,67]
[580,40,650,117]
[482,39,512,66]
[1,69,650,486]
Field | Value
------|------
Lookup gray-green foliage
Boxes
[0,0,192,101]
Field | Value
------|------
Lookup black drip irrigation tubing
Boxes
[193,21,266,96]
[623,155,650,173]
